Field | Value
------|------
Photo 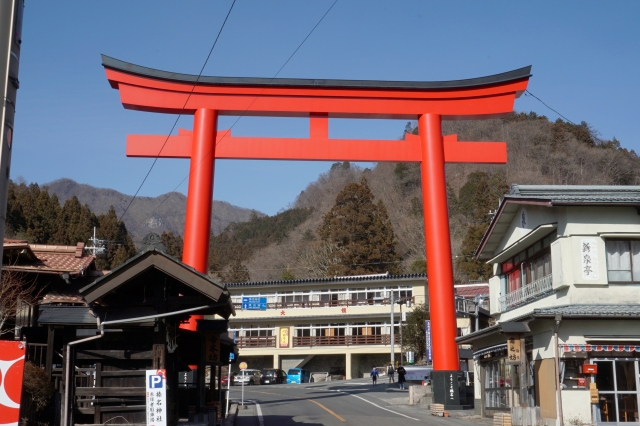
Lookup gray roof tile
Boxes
[533,304,640,317]
[508,185,640,204]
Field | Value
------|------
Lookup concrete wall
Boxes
[561,390,591,425]
[304,354,345,374]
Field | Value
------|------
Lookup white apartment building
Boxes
[457,185,640,425]
[222,273,429,379]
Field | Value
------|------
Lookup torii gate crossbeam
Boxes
[103,55,530,407]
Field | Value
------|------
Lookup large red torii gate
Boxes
[102,55,530,382]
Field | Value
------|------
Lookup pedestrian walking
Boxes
[387,363,395,383]
[370,366,379,386]
[397,365,406,390]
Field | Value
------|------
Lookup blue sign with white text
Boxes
[242,297,267,310]
[425,320,432,362]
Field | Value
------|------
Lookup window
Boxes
[606,240,640,282]
[500,233,556,293]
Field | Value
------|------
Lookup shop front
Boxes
[561,345,640,425]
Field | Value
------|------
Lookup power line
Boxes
[524,89,616,147]
[128,0,340,234]
[118,0,237,223]
[524,90,577,125]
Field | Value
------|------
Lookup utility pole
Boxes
[0,0,24,282]
[390,290,394,364]
[85,227,106,256]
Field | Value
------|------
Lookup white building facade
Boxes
[457,185,640,425]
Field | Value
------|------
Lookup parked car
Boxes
[234,369,261,386]
[221,375,234,386]
[286,368,310,384]
[260,369,286,384]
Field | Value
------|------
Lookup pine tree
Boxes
[455,173,509,281]
[96,206,137,270]
[317,177,401,276]
[160,231,184,259]
[56,196,99,245]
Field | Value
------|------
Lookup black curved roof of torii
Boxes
[102,55,531,91]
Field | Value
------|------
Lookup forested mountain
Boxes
[220,113,640,283]
[5,181,137,270]
[7,112,638,282]
[43,178,263,241]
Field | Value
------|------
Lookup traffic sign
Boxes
[239,362,247,370]
[242,297,267,310]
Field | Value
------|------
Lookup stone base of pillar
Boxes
[431,370,473,410]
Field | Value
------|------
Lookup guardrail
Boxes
[292,334,399,347]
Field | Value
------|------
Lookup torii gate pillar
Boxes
[419,113,459,371]
[182,108,217,273]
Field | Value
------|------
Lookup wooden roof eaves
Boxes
[475,198,552,260]
[81,250,227,304]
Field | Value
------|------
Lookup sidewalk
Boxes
[354,381,491,425]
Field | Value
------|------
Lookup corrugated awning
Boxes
[473,343,507,358]
[561,344,640,353]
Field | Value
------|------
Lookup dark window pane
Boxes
[617,394,639,422]
[615,361,637,391]
[595,361,615,391]
[599,394,615,422]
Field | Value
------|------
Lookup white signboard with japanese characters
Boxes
[146,369,167,426]
[581,238,599,280]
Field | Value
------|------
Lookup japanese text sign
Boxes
[506,334,521,365]
[242,297,267,310]
[146,369,167,426]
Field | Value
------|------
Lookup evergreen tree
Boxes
[455,173,509,281]
[317,178,401,276]
[281,267,295,281]
[56,196,99,245]
[96,206,137,270]
[160,231,184,259]
[402,303,430,363]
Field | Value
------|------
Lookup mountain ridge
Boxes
[43,178,264,241]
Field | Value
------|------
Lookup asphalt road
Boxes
[228,378,487,426]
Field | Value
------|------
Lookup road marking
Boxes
[308,399,346,422]
[334,390,419,421]
[247,400,265,426]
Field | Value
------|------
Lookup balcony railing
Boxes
[233,297,414,311]
[292,334,399,347]
[455,297,490,314]
[498,274,554,313]
[236,336,276,348]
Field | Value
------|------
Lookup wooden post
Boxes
[46,326,54,376]
[520,336,528,407]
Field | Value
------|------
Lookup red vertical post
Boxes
[182,108,218,330]
[418,113,459,371]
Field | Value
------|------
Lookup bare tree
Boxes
[297,241,343,278]
[0,270,39,336]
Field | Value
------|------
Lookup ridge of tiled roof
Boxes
[225,273,427,288]
[533,304,640,317]
[508,185,640,204]
[3,239,95,276]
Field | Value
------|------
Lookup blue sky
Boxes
[14,1,640,216]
